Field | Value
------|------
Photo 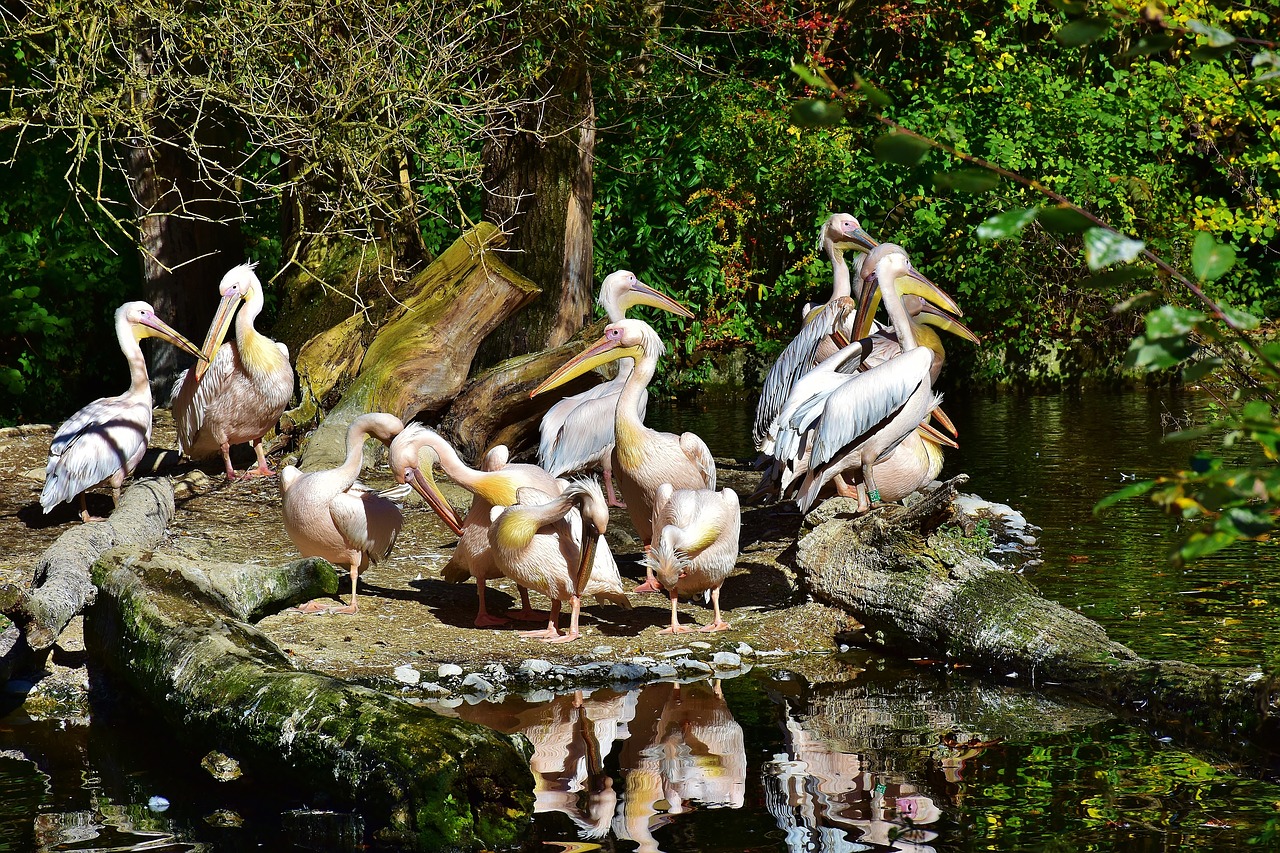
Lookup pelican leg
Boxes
[698,586,730,633]
[78,493,106,524]
[545,594,582,644]
[659,591,692,634]
[519,599,564,640]
[473,579,509,627]
[243,439,276,478]
[833,473,858,499]
[633,544,662,594]
[325,566,361,615]
[510,584,550,622]
[603,465,627,509]
[864,463,882,508]
[220,442,241,481]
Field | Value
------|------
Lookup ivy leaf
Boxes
[933,169,1000,193]
[790,62,830,90]
[1077,265,1153,290]
[1122,34,1178,58]
[1093,478,1156,514]
[1054,18,1110,47]
[1083,227,1144,269]
[1181,356,1224,383]
[791,99,845,127]
[873,131,931,165]
[1191,232,1236,282]
[977,208,1036,240]
[1186,19,1236,48]
[1037,206,1093,234]
[854,73,892,107]
[1145,305,1205,338]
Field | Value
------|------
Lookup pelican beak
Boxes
[195,290,243,380]
[918,420,960,449]
[852,267,881,341]
[930,406,959,437]
[575,517,600,597]
[625,280,695,319]
[836,224,878,253]
[915,303,981,344]
[138,316,208,364]
[408,467,464,535]
[895,268,962,316]
[532,336,643,397]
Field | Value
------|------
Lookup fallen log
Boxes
[0,478,175,683]
[796,477,1279,752]
[298,224,540,469]
[86,545,534,851]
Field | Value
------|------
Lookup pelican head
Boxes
[565,478,609,595]
[854,243,960,339]
[123,302,206,362]
[904,295,981,344]
[388,423,464,535]
[820,213,878,256]
[532,319,664,397]
[196,263,262,379]
[599,270,695,321]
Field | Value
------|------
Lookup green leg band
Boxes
[869,489,881,503]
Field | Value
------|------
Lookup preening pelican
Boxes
[533,318,716,592]
[860,415,958,504]
[646,483,741,633]
[280,412,409,614]
[171,263,294,479]
[792,244,941,513]
[538,270,693,507]
[40,301,206,522]
[488,479,630,643]
[388,424,570,626]
[802,212,879,320]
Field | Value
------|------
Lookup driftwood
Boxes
[298,224,540,469]
[0,478,175,683]
[797,477,1280,751]
[86,545,534,851]
[440,317,608,461]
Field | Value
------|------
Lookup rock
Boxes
[648,663,678,678]
[591,646,613,657]
[148,796,170,812]
[437,663,463,679]
[394,665,421,685]
[689,641,712,650]
[734,643,754,657]
[519,659,554,675]
[674,658,713,674]
[608,663,647,682]
[201,751,243,782]
[659,648,693,659]
[461,673,495,694]
[711,652,742,670]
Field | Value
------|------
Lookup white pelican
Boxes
[538,270,694,507]
[40,302,206,522]
[389,424,574,626]
[646,483,741,633]
[171,263,294,479]
[488,479,629,643]
[792,244,942,513]
[280,412,410,614]
[532,318,716,592]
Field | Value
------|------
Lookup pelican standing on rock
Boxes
[488,479,630,643]
[40,302,207,522]
[647,483,741,633]
[538,270,694,507]
[533,318,716,592]
[171,263,294,480]
[280,412,410,614]
[389,424,575,626]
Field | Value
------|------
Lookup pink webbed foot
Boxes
[510,607,550,623]
[659,624,694,635]
[474,613,510,628]
[241,465,276,479]
[518,627,563,640]
[542,630,581,644]
[289,600,337,614]
[633,579,662,594]
[698,621,730,633]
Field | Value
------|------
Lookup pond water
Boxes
[3,388,1279,852]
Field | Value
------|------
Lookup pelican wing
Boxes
[753,301,851,448]
[680,432,717,491]
[809,348,932,470]
[330,490,403,563]
[41,396,151,511]
[172,341,236,453]
[540,374,649,477]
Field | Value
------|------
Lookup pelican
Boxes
[538,270,694,507]
[40,302,207,522]
[792,243,942,513]
[280,412,409,614]
[859,416,958,504]
[802,212,879,320]
[533,318,716,592]
[488,479,629,643]
[857,281,979,383]
[646,483,741,633]
[389,424,572,626]
[171,263,294,480]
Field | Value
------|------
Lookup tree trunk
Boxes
[475,63,596,367]
[86,545,534,851]
[796,479,1280,749]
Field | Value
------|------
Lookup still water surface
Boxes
[3,388,1278,852]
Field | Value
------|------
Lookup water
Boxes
[3,388,1279,851]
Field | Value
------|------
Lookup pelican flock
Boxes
[36,222,975,636]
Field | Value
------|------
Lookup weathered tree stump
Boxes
[86,545,534,851]
[297,224,540,469]
[0,478,175,683]
[796,477,1279,748]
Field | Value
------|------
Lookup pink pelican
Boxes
[40,302,206,522]
[171,263,293,479]
[647,483,741,633]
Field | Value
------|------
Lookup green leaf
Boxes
[1121,34,1178,57]
[1177,530,1238,563]
[1242,400,1272,421]
[933,169,1000,193]
[1083,227,1145,269]
[790,62,829,90]
[854,73,892,107]
[1054,18,1110,47]
[1186,19,1236,48]
[1112,291,1160,314]
[1077,265,1154,290]
[1226,507,1273,537]
[1125,336,1198,371]
[1145,304,1206,338]
[1253,51,1280,83]
[1037,206,1093,234]
[1045,0,1088,15]
[1219,304,1260,330]
[873,132,931,165]
[977,208,1036,240]
[1093,478,1156,514]
[791,99,846,127]
[1190,232,1236,282]
[1181,356,1224,383]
